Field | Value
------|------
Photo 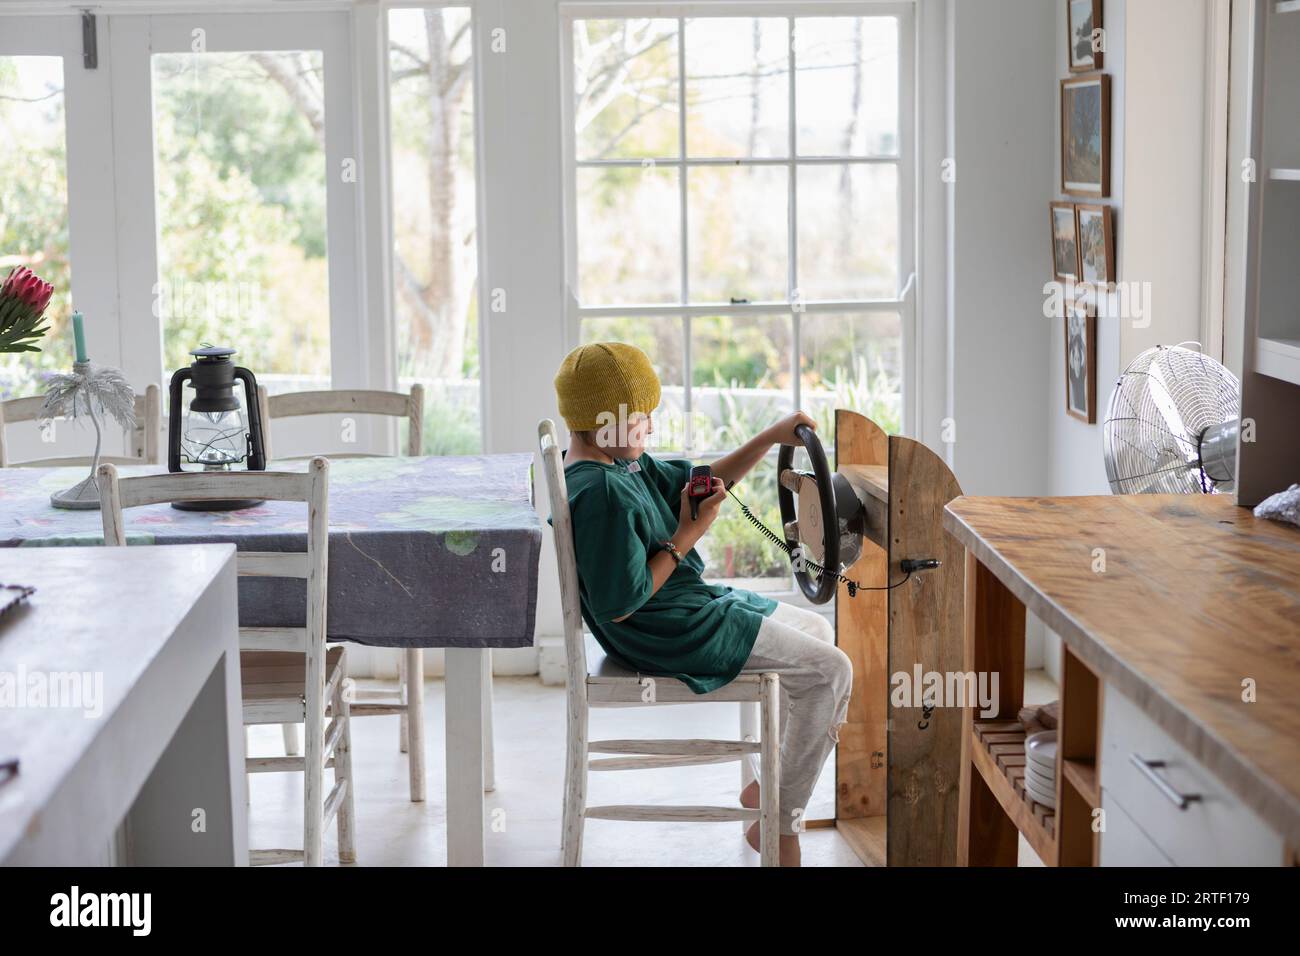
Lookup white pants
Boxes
[740,602,852,835]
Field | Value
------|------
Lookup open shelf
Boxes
[971,720,1056,862]
[1257,337,1300,386]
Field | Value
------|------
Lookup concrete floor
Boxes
[247,669,1059,866]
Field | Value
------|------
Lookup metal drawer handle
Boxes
[1129,754,1202,810]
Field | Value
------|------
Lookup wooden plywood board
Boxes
[834,410,889,821]
[887,436,965,866]
[836,816,886,867]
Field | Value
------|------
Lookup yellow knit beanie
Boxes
[554,342,662,432]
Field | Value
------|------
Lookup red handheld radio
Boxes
[688,464,714,520]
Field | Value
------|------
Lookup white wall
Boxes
[1119,0,1209,366]
[946,0,1054,501]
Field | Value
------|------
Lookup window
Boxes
[0,55,71,399]
[565,6,914,589]
[152,50,332,390]
[388,5,482,455]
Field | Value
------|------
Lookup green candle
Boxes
[72,310,87,363]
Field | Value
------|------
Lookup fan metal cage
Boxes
[1102,345,1241,495]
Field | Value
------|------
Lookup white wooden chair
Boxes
[537,419,780,866]
[256,384,487,803]
[0,384,162,467]
[97,458,356,867]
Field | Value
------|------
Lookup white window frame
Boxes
[559,0,919,456]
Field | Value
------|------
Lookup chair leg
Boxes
[333,655,357,864]
[282,722,301,756]
[759,674,781,868]
[739,701,759,833]
[561,701,588,867]
[405,648,426,802]
[482,649,495,792]
[398,650,409,753]
[303,658,326,867]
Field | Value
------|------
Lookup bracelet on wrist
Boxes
[660,540,683,565]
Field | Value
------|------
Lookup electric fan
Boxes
[1102,344,1241,495]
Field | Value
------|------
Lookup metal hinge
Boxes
[81,11,98,70]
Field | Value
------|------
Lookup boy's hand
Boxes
[675,477,726,548]
[762,411,818,447]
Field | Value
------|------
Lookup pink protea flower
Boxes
[1,265,55,353]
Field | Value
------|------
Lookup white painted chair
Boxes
[97,458,356,867]
[537,419,781,866]
[0,384,162,467]
[255,384,490,802]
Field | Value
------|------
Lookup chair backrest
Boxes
[0,384,162,467]
[96,458,330,654]
[538,419,588,695]
[259,385,425,460]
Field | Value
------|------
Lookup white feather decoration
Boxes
[40,362,136,431]
[41,360,137,510]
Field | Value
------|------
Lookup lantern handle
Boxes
[166,365,193,473]
[233,366,266,471]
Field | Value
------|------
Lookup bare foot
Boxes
[746,822,802,867]
[740,779,759,810]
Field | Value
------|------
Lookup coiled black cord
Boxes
[725,487,914,596]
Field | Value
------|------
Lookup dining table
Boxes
[0,453,543,866]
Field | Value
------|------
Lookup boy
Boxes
[554,342,852,867]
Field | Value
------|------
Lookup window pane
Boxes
[580,315,686,451]
[801,312,903,438]
[389,7,481,454]
[684,17,788,158]
[795,17,898,156]
[797,163,897,300]
[574,18,679,160]
[688,165,787,303]
[0,56,72,399]
[152,51,330,394]
[690,314,791,451]
[577,165,680,305]
[695,455,791,592]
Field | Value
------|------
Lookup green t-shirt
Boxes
[563,453,777,694]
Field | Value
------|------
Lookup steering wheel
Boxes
[777,423,840,604]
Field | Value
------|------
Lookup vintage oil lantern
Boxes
[167,345,266,510]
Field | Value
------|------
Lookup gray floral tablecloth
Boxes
[0,455,541,648]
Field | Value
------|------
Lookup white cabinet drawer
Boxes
[1100,790,1174,866]
[1100,683,1282,866]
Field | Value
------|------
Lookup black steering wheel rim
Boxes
[776,423,839,604]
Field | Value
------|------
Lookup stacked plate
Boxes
[1023,731,1058,808]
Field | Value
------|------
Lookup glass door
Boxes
[129,12,366,457]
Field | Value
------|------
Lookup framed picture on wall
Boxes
[1076,204,1115,285]
[1061,74,1111,197]
[1065,299,1097,423]
[1067,0,1104,72]
[1050,202,1081,283]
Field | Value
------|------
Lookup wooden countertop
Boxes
[943,494,1300,848]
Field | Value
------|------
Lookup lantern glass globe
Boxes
[180,407,250,468]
